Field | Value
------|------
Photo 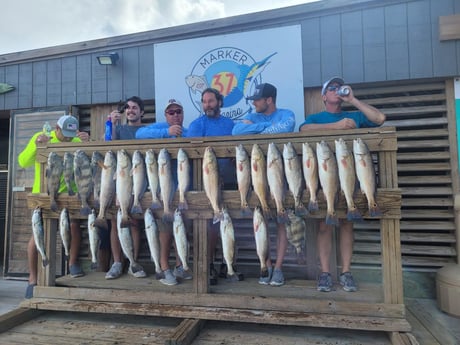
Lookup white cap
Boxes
[321,77,344,95]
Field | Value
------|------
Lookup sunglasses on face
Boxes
[166,109,183,115]
[326,85,341,92]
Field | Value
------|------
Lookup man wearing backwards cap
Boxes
[135,99,190,286]
[18,115,90,298]
[232,82,296,288]
[299,77,386,293]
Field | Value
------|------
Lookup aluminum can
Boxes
[337,86,350,96]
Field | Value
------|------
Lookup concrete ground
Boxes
[0,269,28,316]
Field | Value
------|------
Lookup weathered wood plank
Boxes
[166,319,206,345]
[0,308,44,333]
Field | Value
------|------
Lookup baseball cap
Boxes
[321,77,344,95]
[164,99,183,112]
[57,115,79,137]
[246,83,277,100]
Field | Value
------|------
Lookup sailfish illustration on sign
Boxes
[0,83,15,94]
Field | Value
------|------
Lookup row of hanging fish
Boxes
[231,139,380,227]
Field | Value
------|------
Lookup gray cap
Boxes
[321,77,344,95]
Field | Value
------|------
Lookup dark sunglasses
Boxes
[166,109,183,115]
[326,85,341,92]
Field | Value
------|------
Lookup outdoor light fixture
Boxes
[96,52,119,65]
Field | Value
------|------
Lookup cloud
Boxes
[0,0,314,55]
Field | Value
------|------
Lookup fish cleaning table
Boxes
[23,127,413,344]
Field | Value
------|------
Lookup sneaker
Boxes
[154,270,165,280]
[258,266,273,285]
[128,264,147,278]
[270,268,285,286]
[25,284,36,299]
[174,265,193,280]
[339,272,358,292]
[209,263,218,285]
[317,272,333,292]
[105,262,123,280]
[69,264,85,278]
[160,269,178,286]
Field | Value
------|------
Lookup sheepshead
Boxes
[267,142,288,223]
[131,150,147,214]
[283,142,307,217]
[158,148,175,222]
[63,152,75,196]
[173,209,190,272]
[220,208,237,280]
[353,138,381,217]
[251,144,271,219]
[116,208,143,273]
[235,144,252,216]
[88,208,99,269]
[91,151,104,209]
[202,146,223,223]
[73,150,93,216]
[145,149,161,210]
[335,138,362,221]
[177,148,190,210]
[46,151,64,212]
[144,208,162,278]
[94,150,117,231]
[286,209,307,264]
[316,141,339,225]
[302,142,319,212]
[253,206,269,278]
[59,207,71,260]
[31,207,49,267]
[116,149,133,227]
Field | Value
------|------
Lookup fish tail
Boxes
[50,201,58,212]
[150,201,162,210]
[212,211,223,224]
[120,216,131,228]
[131,204,143,215]
[347,207,362,221]
[178,199,189,211]
[42,257,49,267]
[296,251,306,265]
[240,205,252,217]
[262,207,272,220]
[369,203,382,217]
[80,206,92,216]
[94,218,109,231]
[325,213,339,226]
[295,203,309,217]
[90,262,98,270]
[308,200,319,212]
[162,211,174,223]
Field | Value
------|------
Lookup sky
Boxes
[1,0,319,55]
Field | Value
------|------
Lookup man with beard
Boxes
[232,83,295,287]
[104,96,147,280]
[187,88,239,285]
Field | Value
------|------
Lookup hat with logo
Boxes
[246,83,277,101]
[321,77,345,95]
[57,115,79,137]
[164,99,183,112]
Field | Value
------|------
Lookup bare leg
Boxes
[317,220,333,273]
[110,220,123,263]
[339,220,354,273]
[130,219,140,260]
[69,220,81,266]
[274,223,287,269]
[159,230,173,271]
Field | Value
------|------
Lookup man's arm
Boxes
[18,132,40,168]
[342,89,386,125]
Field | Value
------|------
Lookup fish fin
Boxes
[325,213,339,226]
[94,218,108,231]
